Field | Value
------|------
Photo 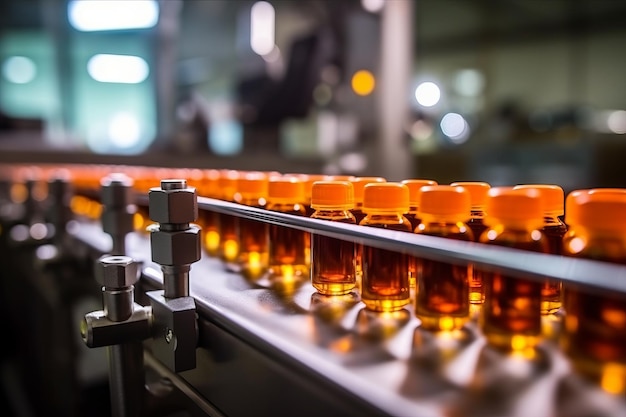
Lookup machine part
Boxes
[100,173,136,256]
[148,179,201,299]
[84,255,151,417]
[148,179,201,372]
[147,291,198,373]
[46,169,73,248]
[82,304,152,348]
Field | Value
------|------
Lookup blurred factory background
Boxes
[1,0,626,189]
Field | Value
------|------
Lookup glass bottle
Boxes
[351,177,387,224]
[401,178,438,291]
[297,173,326,217]
[267,177,309,294]
[562,190,626,395]
[450,181,491,304]
[359,183,412,312]
[480,187,548,352]
[514,184,566,314]
[401,179,438,231]
[217,169,240,271]
[237,171,269,281]
[351,176,386,290]
[310,180,356,295]
[414,185,473,331]
[198,169,221,256]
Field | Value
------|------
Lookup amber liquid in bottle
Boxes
[239,217,269,281]
[415,226,472,331]
[311,216,356,295]
[268,205,310,290]
[405,208,422,232]
[199,209,220,257]
[219,212,239,270]
[480,231,547,351]
[562,234,626,394]
[351,206,366,288]
[541,218,567,314]
[405,208,421,291]
[361,219,411,312]
[467,214,488,304]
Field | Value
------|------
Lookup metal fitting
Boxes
[150,226,202,266]
[95,255,139,289]
[47,169,72,233]
[148,179,198,226]
[100,173,136,256]
[147,179,200,372]
[148,179,201,299]
[82,306,152,348]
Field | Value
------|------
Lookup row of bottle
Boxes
[183,169,626,396]
[2,163,625,395]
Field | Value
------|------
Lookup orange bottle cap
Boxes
[352,177,386,205]
[268,177,305,203]
[326,175,356,182]
[567,191,626,231]
[450,181,490,209]
[418,185,471,222]
[513,184,564,216]
[311,181,354,210]
[201,169,221,198]
[362,183,409,214]
[401,179,438,206]
[237,171,268,200]
[485,187,544,229]
[286,173,326,203]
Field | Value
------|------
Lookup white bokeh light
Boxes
[108,113,141,148]
[2,56,37,84]
[87,54,149,84]
[250,1,275,56]
[415,82,441,107]
[453,69,485,97]
[607,110,626,134]
[361,0,385,13]
[68,0,159,31]
[440,112,470,144]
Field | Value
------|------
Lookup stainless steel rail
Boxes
[186,196,626,295]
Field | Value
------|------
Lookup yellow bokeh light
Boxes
[601,362,626,395]
[351,70,375,96]
[205,230,220,254]
[223,239,239,262]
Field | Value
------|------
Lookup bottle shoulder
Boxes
[479,226,549,253]
[360,214,412,232]
[415,221,474,241]
[311,210,356,223]
[563,229,626,263]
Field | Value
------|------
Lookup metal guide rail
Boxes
[69,195,626,417]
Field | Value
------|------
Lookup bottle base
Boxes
[362,297,410,313]
[417,313,469,332]
[484,331,540,353]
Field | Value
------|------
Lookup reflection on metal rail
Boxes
[169,195,626,295]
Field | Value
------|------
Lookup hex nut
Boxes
[149,187,198,224]
[150,225,201,266]
[101,174,134,208]
[101,207,135,236]
[95,255,139,288]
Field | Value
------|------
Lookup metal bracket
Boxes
[147,290,198,373]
